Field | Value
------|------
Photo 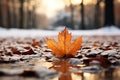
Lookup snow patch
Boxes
[0,26,120,38]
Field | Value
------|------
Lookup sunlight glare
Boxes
[71,0,82,5]
[72,73,82,80]
[71,0,96,5]
[84,73,99,80]
[84,0,96,5]
[36,0,96,18]
[36,0,65,18]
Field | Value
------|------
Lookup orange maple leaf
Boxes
[46,27,82,58]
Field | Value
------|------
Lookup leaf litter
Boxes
[0,28,120,80]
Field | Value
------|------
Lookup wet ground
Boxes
[0,36,120,80]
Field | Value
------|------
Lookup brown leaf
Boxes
[11,47,21,55]
[88,57,111,64]
[22,48,36,55]
[32,40,39,47]
[46,27,82,58]
[86,57,111,68]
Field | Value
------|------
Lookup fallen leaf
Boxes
[83,57,111,68]
[88,57,111,64]
[22,48,36,55]
[32,40,39,47]
[46,27,82,58]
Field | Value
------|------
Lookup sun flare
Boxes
[36,0,96,18]
[36,0,65,18]
[71,0,82,5]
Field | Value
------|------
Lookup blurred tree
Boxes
[1,0,8,27]
[94,0,102,28]
[114,0,120,28]
[69,0,74,29]
[13,0,19,28]
[0,0,2,26]
[0,0,37,29]
[80,0,85,29]
[19,0,24,28]
[27,0,32,28]
[7,0,11,28]
[22,0,28,28]
[32,0,37,28]
[104,0,115,26]
[26,0,36,29]
[8,0,14,28]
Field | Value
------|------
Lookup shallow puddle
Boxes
[50,59,120,80]
[0,57,120,80]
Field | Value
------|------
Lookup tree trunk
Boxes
[19,0,24,28]
[7,0,11,28]
[13,0,18,28]
[23,0,28,29]
[32,1,37,28]
[10,0,15,28]
[0,0,2,26]
[1,0,8,28]
[27,0,33,29]
[104,0,115,26]
[69,0,74,29]
[80,0,85,29]
[94,0,101,28]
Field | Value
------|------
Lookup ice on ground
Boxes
[0,26,120,38]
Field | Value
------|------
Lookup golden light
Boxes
[52,77,59,80]
[36,0,65,18]
[36,0,97,18]
[71,0,82,5]
[71,73,82,80]
[118,0,120,2]
[71,0,96,5]
[36,58,53,68]
[84,0,96,5]
[84,73,91,78]
[84,73,99,80]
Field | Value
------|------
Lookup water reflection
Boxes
[50,60,72,80]
[49,59,84,80]
[49,59,120,80]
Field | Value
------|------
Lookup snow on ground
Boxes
[0,26,120,38]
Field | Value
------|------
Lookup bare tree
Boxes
[19,0,24,28]
[104,0,115,26]
[8,0,14,28]
[32,0,37,28]
[22,0,28,29]
[1,0,8,28]
[80,0,85,29]
[0,0,2,26]
[7,0,11,28]
[69,0,74,29]
[27,0,33,28]
[94,0,102,28]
